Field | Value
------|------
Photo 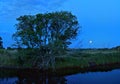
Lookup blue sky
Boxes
[0,0,120,48]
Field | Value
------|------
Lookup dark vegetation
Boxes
[0,36,3,49]
[0,48,120,70]
[0,11,120,73]
[1,11,80,70]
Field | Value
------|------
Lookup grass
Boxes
[55,49,120,68]
[0,49,19,66]
[0,49,120,70]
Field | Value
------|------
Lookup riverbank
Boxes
[55,49,120,69]
[0,62,120,77]
[0,49,120,74]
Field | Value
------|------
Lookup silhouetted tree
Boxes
[12,11,80,69]
[13,11,80,51]
[0,36,3,49]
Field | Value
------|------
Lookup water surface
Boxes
[65,69,120,84]
[0,68,120,84]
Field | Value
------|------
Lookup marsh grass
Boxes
[55,49,120,68]
[0,49,120,69]
[0,49,18,66]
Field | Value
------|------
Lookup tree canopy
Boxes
[13,11,80,53]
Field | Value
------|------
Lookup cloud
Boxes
[0,0,67,19]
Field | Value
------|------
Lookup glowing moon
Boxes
[89,40,93,44]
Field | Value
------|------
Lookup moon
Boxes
[89,40,93,44]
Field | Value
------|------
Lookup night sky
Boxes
[0,0,120,48]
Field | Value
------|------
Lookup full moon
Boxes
[89,40,93,44]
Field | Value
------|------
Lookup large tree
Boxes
[13,11,80,52]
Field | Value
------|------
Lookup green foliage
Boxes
[0,50,18,66]
[0,49,120,69]
[0,49,5,54]
[55,49,120,68]
[13,11,80,54]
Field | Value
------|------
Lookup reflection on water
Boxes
[0,77,18,84]
[65,69,120,84]
[0,71,67,84]
[15,76,66,84]
[0,68,120,84]
[0,76,67,84]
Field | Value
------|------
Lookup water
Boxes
[65,69,120,84]
[0,69,120,84]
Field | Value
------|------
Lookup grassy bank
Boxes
[55,49,120,68]
[0,49,120,70]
